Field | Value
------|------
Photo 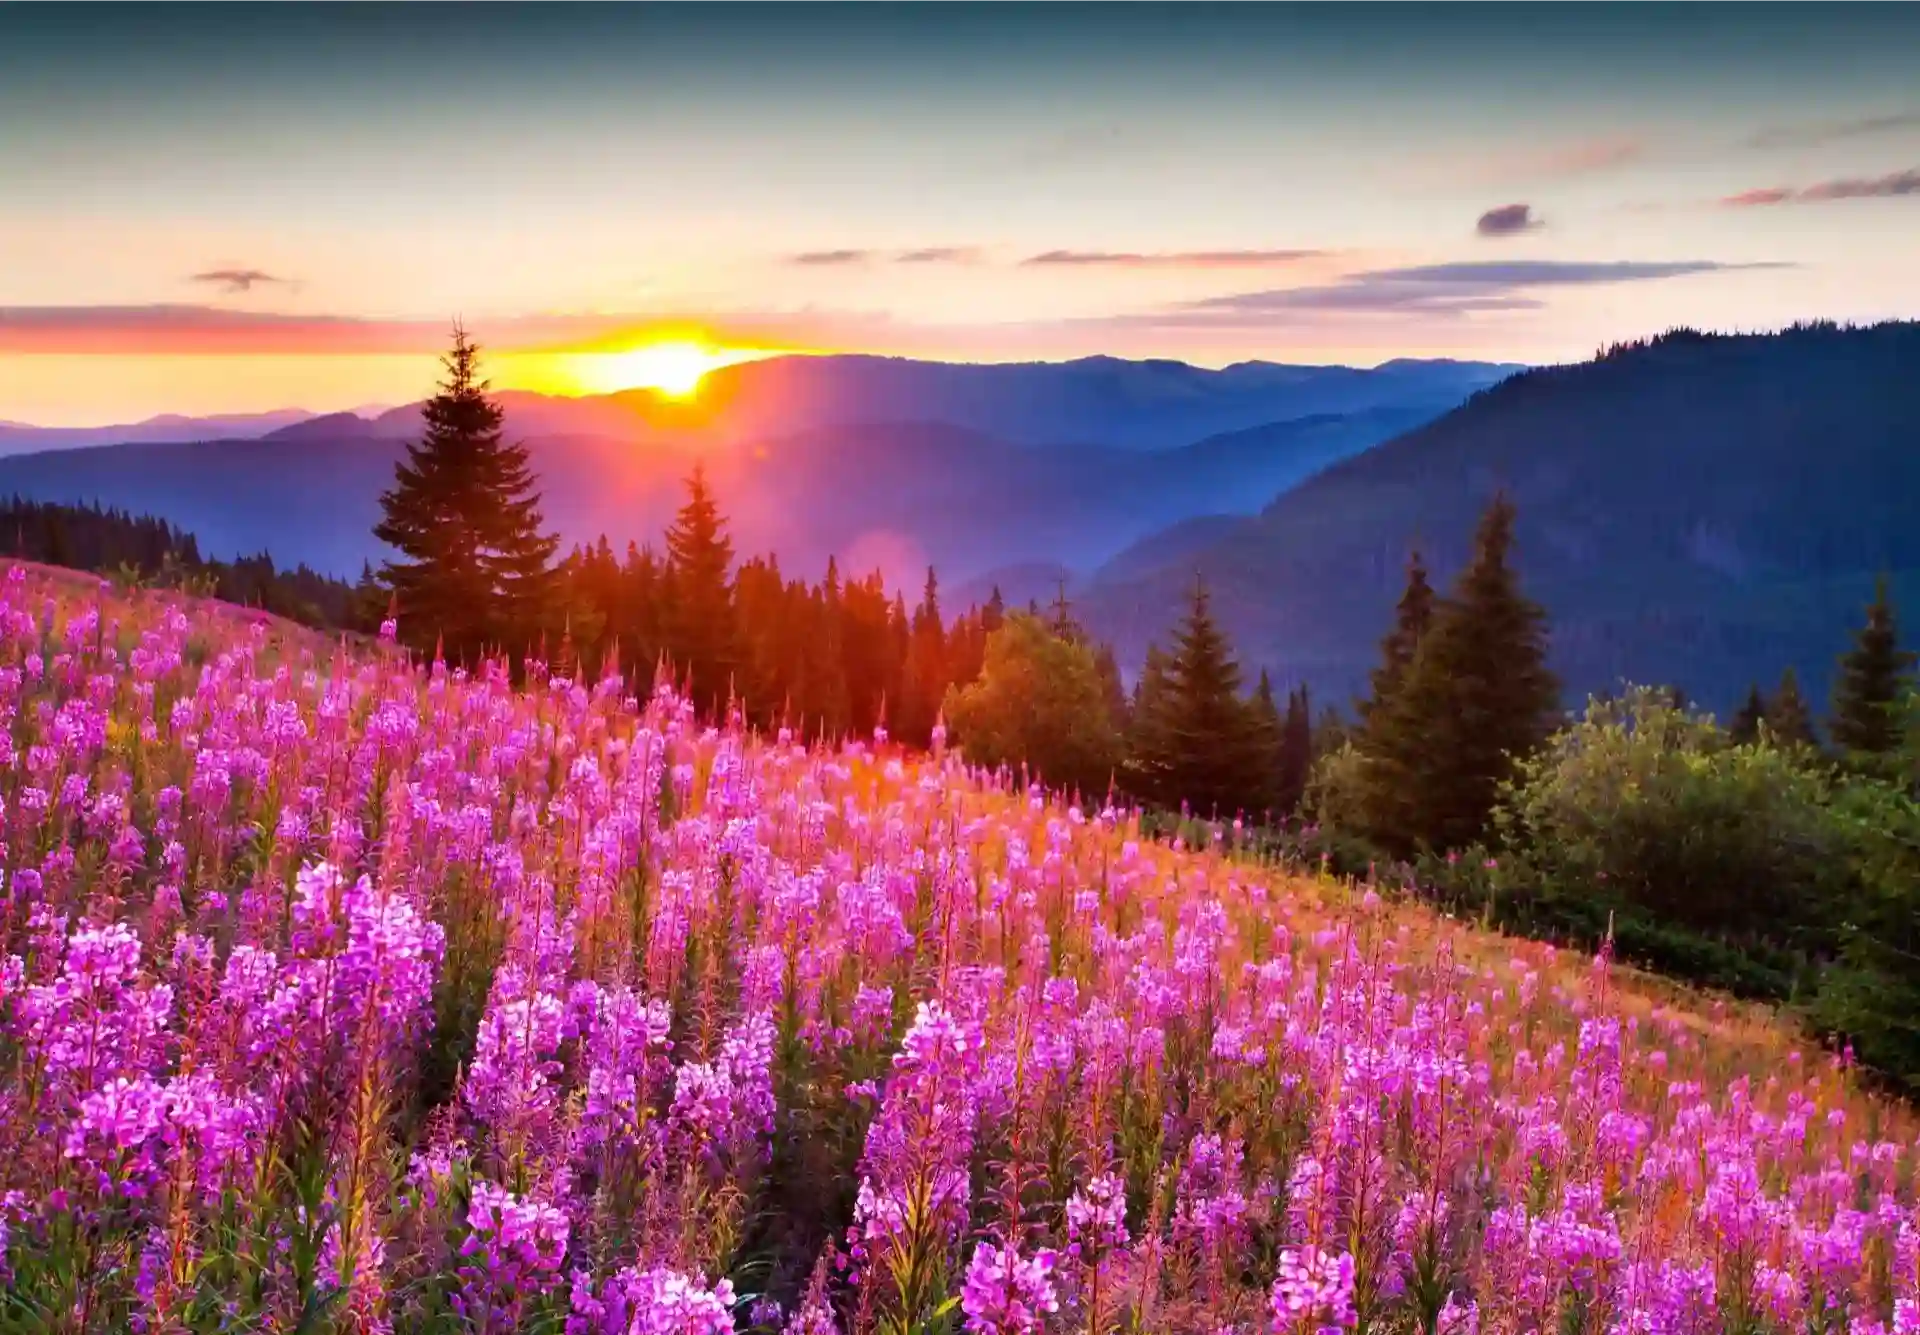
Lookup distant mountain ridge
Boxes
[0,409,318,453]
[0,406,1462,590]
[0,352,1508,585]
[1078,321,1920,713]
[0,352,1516,456]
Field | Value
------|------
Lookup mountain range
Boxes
[4,329,1913,714]
[0,353,1507,582]
[1076,321,1920,715]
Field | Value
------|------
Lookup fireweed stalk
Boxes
[0,564,1914,1334]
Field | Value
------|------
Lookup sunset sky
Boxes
[4,3,1919,424]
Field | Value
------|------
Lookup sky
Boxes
[3,3,1919,424]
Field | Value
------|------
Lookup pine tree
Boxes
[375,325,557,661]
[662,464,739,715]
[1124,644,1177,803]
[1359,496,1558,856]
[1048,580,1083,643]
[900,566,948,746]
[1767,666,1818,749]
[1140,577,1267,817]
[1729,683,1768,745]
[1360,549,1435,729]
[1277,684,1313,815]
[1093,642,1129,736]
[1248,670,1286,816]
[984,585,1006,633]
[1831,577,1915,757]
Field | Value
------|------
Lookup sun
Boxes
[558,339,771,399]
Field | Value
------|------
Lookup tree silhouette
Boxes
[1831,576,1915,758]
[1359,495,1558,855]
[1767,666,1818,750]
[662,464,740,715]
[1729,682,1767,745]
[375,325,556,660]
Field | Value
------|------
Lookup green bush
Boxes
[944,612,1122,800]
[1489,687,1848,953]
[1807,777,1920,1092]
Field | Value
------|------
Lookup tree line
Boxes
[368,327,999,743]
[1,495,361,628]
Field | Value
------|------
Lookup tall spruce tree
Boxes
[1831,577,1915,758]
[1358,496,1558,856]
[1248,670,1286,816]
[1277,684,1314,815]
[1729,683,1768,745]
[1767,666,1818,749]
[1142,577,1267,816]
[375,325,557,660]
[1124,643,1178,802]
[662,465,740,715]
[1360,549,1435,730]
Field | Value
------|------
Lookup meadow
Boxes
[0,562,1913,1335]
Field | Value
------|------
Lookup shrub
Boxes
[1490,687,1848,953]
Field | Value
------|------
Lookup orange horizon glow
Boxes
[561,340,779,398]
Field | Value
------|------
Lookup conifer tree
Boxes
[375,325,557,660]
[984,585,1006,633]
[1048,580,1083,643]
[1767,666,1818,749]
[1277,683,1314,815]
[1248,670,1286,815]
[1360,549,1435,729]
[1358,496,1558,855]
[1124,644,1177,803]
[1831,577,1915,757]
[1141,577,1267,816]
[1729,683,1768,745]
[1093,642,1129,734]
[900,566,948,746]
[662,464,739,715]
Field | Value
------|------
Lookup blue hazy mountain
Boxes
[0,409,1426,587]
[1079,321,1920,713]
[0,409,318,454]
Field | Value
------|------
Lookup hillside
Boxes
[0,402,1453,587]
[0,561,1910,1332]
[1083,321,1920,711]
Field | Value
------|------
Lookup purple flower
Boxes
[1269,1247,1356,1334]
[960,1241,1060,1335]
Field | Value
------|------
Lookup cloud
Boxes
[1476,203,1543,237]
[1137,258,1786,328]
[1746,111,1920,149]
[1360,260,1775,285]
[1022,248,1326,269]
[189,268,288,294]
[0,303,933,358]
[1476,135,1644,184]
[789,249,871,266]
[895,247,979,264]
[1721,167,1920,206]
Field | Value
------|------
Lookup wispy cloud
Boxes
[1722,167,1920,206]
[188,268,289,294]
[1022,248,1326,269]
[0,303,925,358]
[788,249,871,267]
[1476,203,1543,238]
[1475,134,1645,184]
[1746,110,1920,149]
[1120,258,1786,328]
[895,247,980,264]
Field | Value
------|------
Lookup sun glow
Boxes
[556,339,774,399]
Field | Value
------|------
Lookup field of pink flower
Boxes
[0,562,1914,1335]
